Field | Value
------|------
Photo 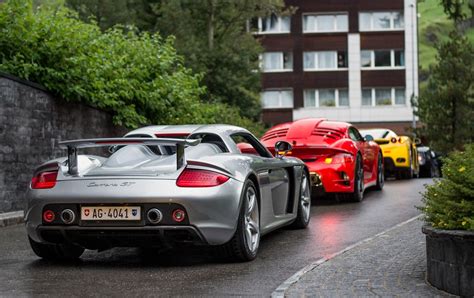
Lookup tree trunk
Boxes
[207,0,215,50]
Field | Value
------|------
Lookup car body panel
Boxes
[26,125,307,248]
[360,128,419,177]
[261,118,381,195]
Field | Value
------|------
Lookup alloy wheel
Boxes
[244,187,260,253]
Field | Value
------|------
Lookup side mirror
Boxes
[364,135,374,142]
[275,141,292,158]
[414,138,422,145]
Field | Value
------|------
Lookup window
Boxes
[348,127,364,142]
[362,89,373,106]
[304,51,347,70]
[303,13,348,33]
[359,12,404,31]
[360,50,405,68]
[261,52,293,72]
[257,14,291,33]
[361,88,406,106]
[261,90,293,108]
[375,89,392,105]
[304,89,349,107]
[374,50,391,67]
[395,88,406,105]
[230,133,272,158]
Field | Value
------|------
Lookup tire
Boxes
[219,180,260,262]
[290,171,311,229]
[28,236,84,260]
[350,154,364,202]
[374,152,384,191]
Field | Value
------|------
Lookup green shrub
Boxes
[419,144,474,230]
[0,0,265,134]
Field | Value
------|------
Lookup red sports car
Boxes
[261,118,384,201]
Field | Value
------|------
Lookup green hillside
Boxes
[418,0,474,72]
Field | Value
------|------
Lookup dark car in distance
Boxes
[417,146,442,178]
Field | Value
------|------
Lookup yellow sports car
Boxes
[360,129,419,179]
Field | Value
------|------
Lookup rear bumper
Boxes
[25,178,244,246]
[307,162,354,193]
[36,225,207,249]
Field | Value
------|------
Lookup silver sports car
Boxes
[25,125,311,262]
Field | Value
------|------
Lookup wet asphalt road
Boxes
[0,178,432,296]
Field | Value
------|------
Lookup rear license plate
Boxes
[81,206,141,221]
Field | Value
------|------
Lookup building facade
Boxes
[257,0,418,134]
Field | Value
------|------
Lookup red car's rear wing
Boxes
[59,138,201,175]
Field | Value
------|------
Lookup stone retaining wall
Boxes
[0,73,126,213]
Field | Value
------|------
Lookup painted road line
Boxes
[271,214,423,298]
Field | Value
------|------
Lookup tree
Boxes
[65,0,160,32]
[440,0,474,22]
[414,31,474,153]
[152,0,287,121]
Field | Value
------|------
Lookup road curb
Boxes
[271,214,423,298]
[0,211,25,227]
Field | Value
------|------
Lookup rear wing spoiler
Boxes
[59,138,201,175]
[374,138,390,145]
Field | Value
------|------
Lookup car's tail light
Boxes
[43,210,55,223]
[324,154,354,164]
[176,169,229,187]
[31,168,58,189]
[172,209,186,222]
[391,137,397,143]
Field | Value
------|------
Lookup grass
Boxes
[418,0,473,73]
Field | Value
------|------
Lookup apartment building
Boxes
[256,0,418,133]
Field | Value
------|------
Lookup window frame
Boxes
[303,89,350,108]
[360,49,405,69]
[256,15,291,34]
[230,133,273,158]
[260,52,293,73]
[360,87,407,107]
[261,89,294,109]
[359,11,404,32]
[303,51,348,71]
[302,12,349,33]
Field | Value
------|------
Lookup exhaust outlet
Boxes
[147,208,163,224]
[60,209,75,224]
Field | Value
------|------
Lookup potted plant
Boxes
[420,144,474,296]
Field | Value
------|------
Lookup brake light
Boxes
[31,170,58,189]
[391,137,397,143]
[176,169,230,187]
[43,210,55,223]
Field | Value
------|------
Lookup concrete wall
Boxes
[0,73,126,213]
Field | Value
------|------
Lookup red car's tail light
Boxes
[43,210,55,223]
[31,170,58,189]
[176,169,230,187]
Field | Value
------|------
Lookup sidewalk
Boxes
[285,217,453,297]
[0,211,24,227]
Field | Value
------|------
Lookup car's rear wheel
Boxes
[350,154,364,202]
[290,171,311,229]
[28,236,84,260]
[220,180,260,262]
[375,152,384,191]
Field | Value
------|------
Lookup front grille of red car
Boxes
[261,128,289,141]
[312,128,344,140]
